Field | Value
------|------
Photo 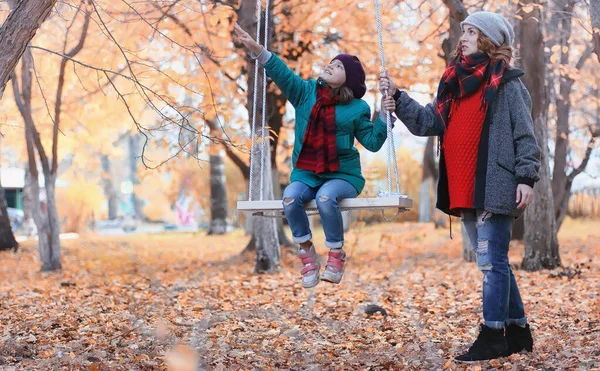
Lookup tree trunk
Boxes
[35,195,53,271]
[21,167,37,236]
[0,0,56,100]
[549,2,574,218]
[442,0,470,259]
[0,179,19,251]
[272,164,293,247]
[441,0,467,64]
[11,48,61,270]
[342,211,351,232]
[460,222,475,261]
[419,137,435,223]
[418,178,432,223]
[128,134,145,220]
[101,155,118,220]
[550,2,593,231]
[43,176,62,270]
[591,0,600,62]
[208,150,228,235]
[518,0,560,271]
[239,0,280,273]
[512,217,524,240]
[30,172,51,269]
[8,1,90,270]
[23,131,51,268]
[250,144,280,273]
[244,207,254,237]
[204,120,230,235]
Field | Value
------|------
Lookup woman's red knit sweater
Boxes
[443,85,486,212]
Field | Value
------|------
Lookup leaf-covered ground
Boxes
[1,218,599,370]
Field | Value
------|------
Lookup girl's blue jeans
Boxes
[282,179,357,249]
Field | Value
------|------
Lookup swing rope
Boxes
[248,0,270,201]
[259,0,271,201]
[247,0,262,202]
[374,0,401,195]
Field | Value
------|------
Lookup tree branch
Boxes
[52,0,91,175]
[112,0,237,152]
[20,49,51,177]
[567,135,597,183]
[10,70,39,180]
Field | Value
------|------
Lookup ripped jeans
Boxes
[282,180,357,249]
[462,209,527,329]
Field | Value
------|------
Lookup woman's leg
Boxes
[475,211,531,355]
[475,210,514,329]
[505,255,532,355]
[456,210,514,362]
[506,268,527,326]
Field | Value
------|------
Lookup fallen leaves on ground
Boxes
[1,218,599,370]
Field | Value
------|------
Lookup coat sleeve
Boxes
[509,80,541,187]
[353,102,388,152]
[259,51,311,108]
[394,91,443,137]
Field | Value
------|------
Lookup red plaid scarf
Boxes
[435,53,507,133]
[296,85,340,174]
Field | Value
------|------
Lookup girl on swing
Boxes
[379,12,541,362]
[234,23,391,288]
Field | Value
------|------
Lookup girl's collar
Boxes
[316,78,331,88]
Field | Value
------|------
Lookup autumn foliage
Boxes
[1,219,599,369]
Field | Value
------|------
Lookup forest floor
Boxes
[1,218,599,370]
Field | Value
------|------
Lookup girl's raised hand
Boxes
[234,23,263,55]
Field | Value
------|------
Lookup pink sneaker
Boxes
[298,245,321,288]
[320,249,346,284]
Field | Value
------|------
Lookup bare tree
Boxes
[206,120,229,235]
[0,0,56,252]
[518,0,561,270]
[0,0,56,99]
[11,1,91,270]
[548,1,596,229]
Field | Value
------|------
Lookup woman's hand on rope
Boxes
[234,23,263,55]
[379,72,397,97]
[516,184,534,209]
[381,95,396,113]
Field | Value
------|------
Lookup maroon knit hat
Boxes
[332,54,366,99]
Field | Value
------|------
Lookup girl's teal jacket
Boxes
[261,52,388,194]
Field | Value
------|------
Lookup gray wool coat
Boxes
[393,68,541,217]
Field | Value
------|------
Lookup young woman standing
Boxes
[380,11,541,362]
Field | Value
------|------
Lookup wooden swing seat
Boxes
[237,196,413,217]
